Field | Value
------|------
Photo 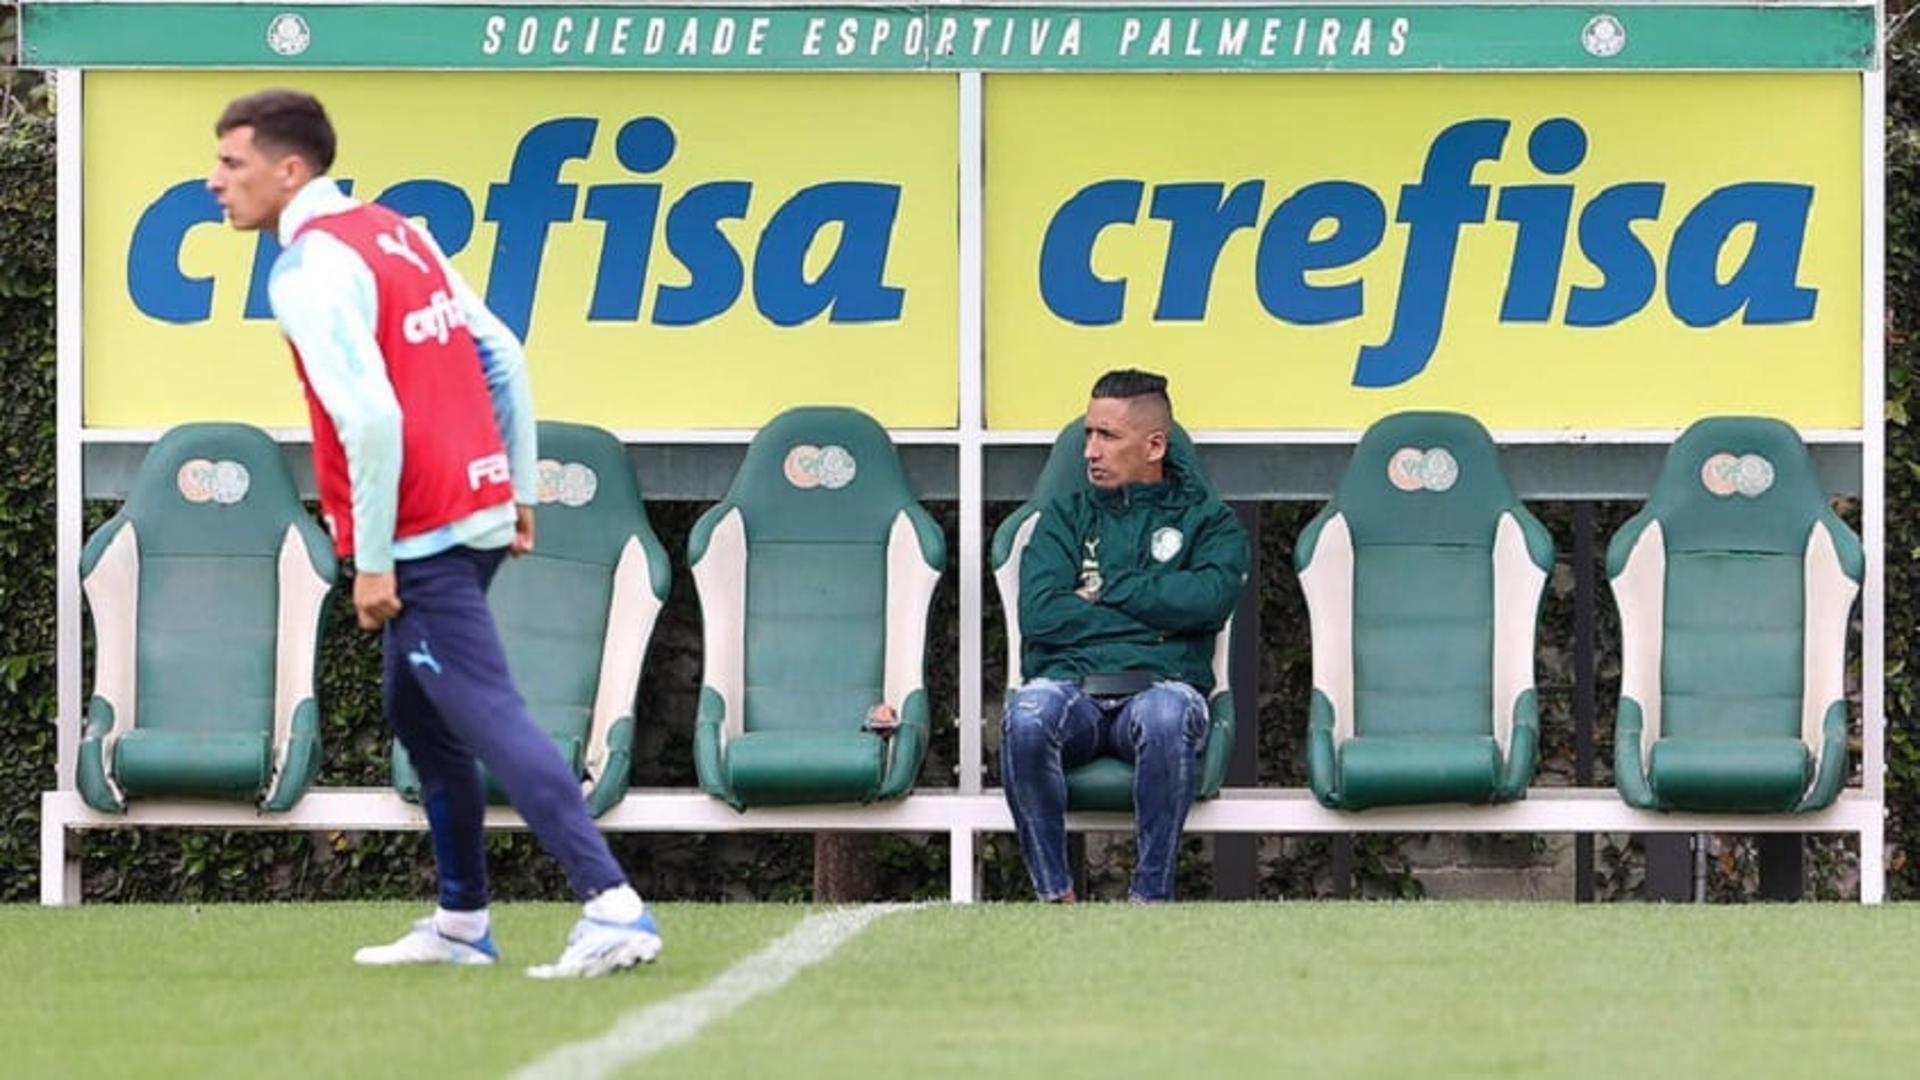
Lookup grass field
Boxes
[4,901,1919,1078]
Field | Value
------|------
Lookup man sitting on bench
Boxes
[1002,370,1248,902]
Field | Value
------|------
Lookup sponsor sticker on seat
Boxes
[176,458,251,505]
[1700,452,1775,498]
[536,459,600,507]
[783,444,858,490]
[1387,447,1459,493]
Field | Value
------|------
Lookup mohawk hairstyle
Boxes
[1090,369,1173,426]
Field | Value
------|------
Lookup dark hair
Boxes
[1090,368,1172,412]
[215,90,336,173]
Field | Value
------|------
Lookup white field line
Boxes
[512,903,919,1079]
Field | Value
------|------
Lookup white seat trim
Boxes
[263,525,331,804]
[80,524,140,805]
[996,511,1042,688]
[884,511,941,712]
[1613,521,1668,768]
[1491,512,1547,757]
[692,508,749,743]
[585,536,664,784]
[1296,512,1355,744]
[1802,520,1860,771]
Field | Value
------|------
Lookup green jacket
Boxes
[1018,456,1249,694]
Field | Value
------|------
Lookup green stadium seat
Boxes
[690,406,945,809]
[77,423,338,813]
[1609,417,1861,813]
[1296,412,1552,810]
[391,421,670,817]
[989,419,1239,811]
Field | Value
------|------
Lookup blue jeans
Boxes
[1000,678,1209,902]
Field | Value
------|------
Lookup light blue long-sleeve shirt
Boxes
[267,177,537,572]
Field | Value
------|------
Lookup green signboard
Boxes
[19,2,1880,72]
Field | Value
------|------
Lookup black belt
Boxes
[1080,671,1154,697]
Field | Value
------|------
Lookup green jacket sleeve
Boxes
[1097,500,1248,634]
[1018,498,1159,646]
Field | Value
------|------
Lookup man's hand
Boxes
[511,504,536,557]
[353,570,403,631]
[1074,583,1101,603]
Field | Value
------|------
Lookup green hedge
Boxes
[1882,34,1920,895]
[0,111,55,901]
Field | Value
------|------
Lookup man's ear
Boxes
[276,152,314,192]
[1146,430,1168,464]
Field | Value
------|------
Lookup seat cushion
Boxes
[113,729,271,798]
[1660,553,1804,740]
[743,539,885,733]
[1352,545,1493,738]
[393,734,582,804]
[1339,735,1499,809]
[1065,756,1135,812]
[725,731,885,806]
[1648,737,1810,812]
[493,555,615,744]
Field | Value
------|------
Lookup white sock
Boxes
[583,884,644,924]
[433,906,490,943]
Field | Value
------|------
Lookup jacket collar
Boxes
[277,176,357,246]
[1089,457,1199,509]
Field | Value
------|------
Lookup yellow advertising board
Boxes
[84,71,959,428]
[985,73,1862,430]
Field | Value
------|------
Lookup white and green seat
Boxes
[1296,412,1552,810]
[77,423,338,813]
[392,421,669,817]
[690,406,945,809]
[989,419,1238,811]
[1609,417,1861,813]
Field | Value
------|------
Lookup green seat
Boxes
[990,419,1239,812]
[690,406,945,809]
[77,423,338,813]
[1609,416,1860,813]
[1296,412,1552,810]
[390,422,670,817]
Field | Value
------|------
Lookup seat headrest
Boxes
[1029,417,1213,506]
[123,423,312,556]
[1332,411,1519,545]
[724,406,917,540]
[1645,416,1830,555]
[529,421,656,564]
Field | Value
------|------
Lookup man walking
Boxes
[209,89,658,977]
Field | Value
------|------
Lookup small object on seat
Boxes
[863,703,901,736]
[1608,416,1860,813]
